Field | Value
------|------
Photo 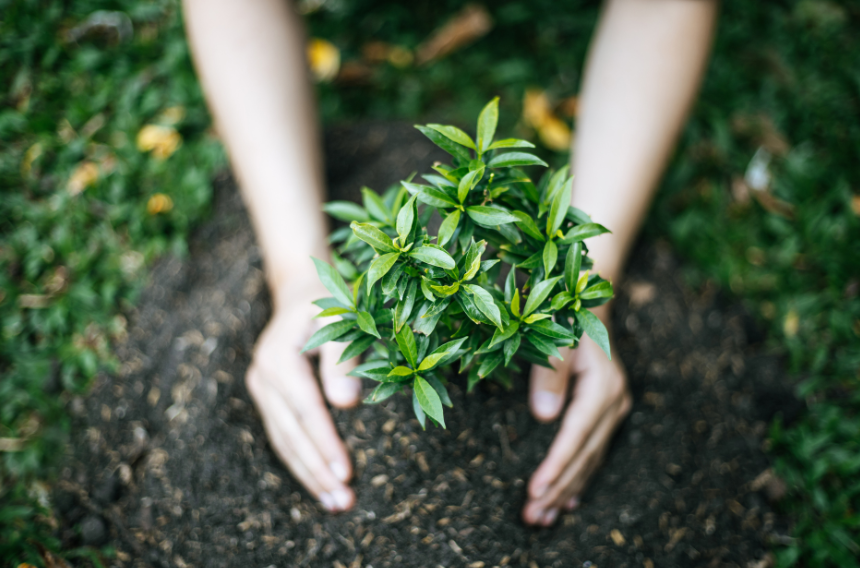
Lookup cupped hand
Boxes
[245,282,362,512]
[522,308,631,526]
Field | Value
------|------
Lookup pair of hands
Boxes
[246,281,631,525]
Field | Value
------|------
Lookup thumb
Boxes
[319,340,362,408]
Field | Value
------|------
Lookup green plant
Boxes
[305,99,614,427]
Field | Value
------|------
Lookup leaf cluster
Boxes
[310,99,614,428]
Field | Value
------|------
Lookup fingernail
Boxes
[566,496,580,510]
[542,508,558,525]
[319,492,336,511]
[331,488,351,510]
[330,461,349,482]
[533,391,561,418]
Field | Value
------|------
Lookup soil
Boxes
[55,123,800,568]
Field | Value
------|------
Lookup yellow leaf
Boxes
[136,124,181,159]
[538,115,572,152]
[307,38,340,82]
[523,89,551,129]
[147,193,174,215]
[783,309,799,338]
[67,161,99,195]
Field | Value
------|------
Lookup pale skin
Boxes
[183,0,717,524]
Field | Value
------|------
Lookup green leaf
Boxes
[417,351,448,371]
[478,353,504,378]
[396,325,418,368]
[543,239,558,276]
[338,335,376,364]
[467,367,482,392]
[544,166,570,204]
[504,265,517,302]
[350,221,398,253]
[396,194,417,243]
[428,124,476,150]
[580,280,614,300]
[528,319,575,340]
[523,276,562,317]
[503,333,521,366]
[420,277,436,301]
[427,337,469,367]
[487,152,548,168]
[577,309,611,360]
[477,97,499,154]
[437,209,460,247]
[559,222,611,244]
[414,375,446,428]
[413,389,427,429]
[466,206,519,226]
[394,279,418,332]
[547,177,572,236]
[410,246,456,269]
[314,306,352,318]
[312,257,354,309]
[402,181,458,209]
[523,313,551,323]
[424,375,453,407]
[367,252,400,290]
[415,124,472,162]
[487,138,535,150]
[489,320,519,348]
[463,284,503,329]
[365,382,401,404]
[551,291,573,310]
[575,270,590,294]
[564,242,583,292]
[322,201,370,222]
[511,211,545,241]
[356,311,381,338]
[388,365,415,377]
[362,187,392,225]
[458,166,485,203]
[301,320,355,352]
[525,333,563,360]
[510,288,521,318]
[430,281,460,296]
[348,360,391,380]
[461,239,487,281]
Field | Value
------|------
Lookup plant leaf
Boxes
[466,206,519,226]
[396,325,418,368]
[427,123,476,150]
[458,166,484,203]
[424,375,453,407]
[511,288,521,318]
[580,280,614,300]
[301,320,355,352]
[542,239,558,276]
[478,352,504,378]
[338,335,376,364]
[365,382,401,404]
[463,284,503,329]
[487,152,548,168]
[461,239,487,281]
[559,222,611,244]
[362,187,392,225]
[412,388,427,429]
[489,320,519,348]
[396,194,417,243]
[577,309,611,360]
[487,138,535,150]
[430,281,460,296]
[503,333,521,366]
[394,279,418,332]
[410,246,456,269]
[388,365,415,377]
[402,181,458,208]
[551,291,573,310]
[415,124,472,162]
[547,177,571,236]
[525,332,563,360]
[367,252,400,290]
[356,311,381,338]
[314,306,353,318]
[312,257,354,309]
[528,319,574,340]
[504,265,517,302]
[575,270,590,294]
[564,242,582,292]
[350,221,398,253]
[414,375,445,428]
[417,351,448,372]
[437,209,460,247]
[477,97,499,154]
[511,211,545,241]
[523,276,562,317]
[322,201,370,222]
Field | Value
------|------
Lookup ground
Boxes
[55,123,799,568]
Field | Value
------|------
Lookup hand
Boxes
[522,307,631,526]
[245,282,363,512]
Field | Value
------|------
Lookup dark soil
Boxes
[56,123,798,568]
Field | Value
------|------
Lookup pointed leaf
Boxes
[356,311,381,338]
[458,166,484,203]
[323,201,370,222]
[461,240,487,281]
[312,257,355,309]
[551,291,574,311]
[523,313,551,323]
[338,335,376,364]
[525,332,562,360]
[478,352,504,378]
[487,152,548,168]
[314,306,353,318]
[430,281,459,296]
[365,382,401,404]
[523,276,562,317]
[394,279,418,332]
[362,187,392,225]
[511,288,521,318]
[367,253,400,290]
[388,366,415,377]
[351,221,398,253]
[414,375,445,428]
[477,97,499,154]
[417,351,448,372]
[528,319,574,340]
[489,320,519,348]
[437,209,460,247]
[580,280,614,300]
[575,270,590,294]
[424,375,453,407]
[466,206,519,226]
[542,239,558,276]
[396,194,417,243]
[301,320,355,353]
[412,389,427,429]
[420,277,436,301]
[504,265,517,302]
[427,124,476,150]
[511,211,545,241]
[559,222,611,244]
[577,309,611,360]
[547,177,572,236]
[409,246,456,269]
[503,333,521,366]
[396,325,418,368]
[415,124,472,162]
[564,242,582,292]
[402,181,458,208]
[463,284,503,329]
[487,138,535,150]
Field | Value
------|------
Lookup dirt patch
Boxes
[56,123,797,568]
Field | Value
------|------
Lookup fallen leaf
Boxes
[147,193,174,215]
[137,124,181,159]
[537,115,571,151]
[415,5,493,65]
[307,38,340,82]
[783,309,799,338]
[523,89,573,151]
[67,161,99,195]
[523,89,551,129]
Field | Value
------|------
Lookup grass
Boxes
[1,0,857,565]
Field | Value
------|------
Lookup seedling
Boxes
[305,98,614,429]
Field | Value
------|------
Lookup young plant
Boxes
[305,98,614,429]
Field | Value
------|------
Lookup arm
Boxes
[183,0,360,511]
[524,0,718,525]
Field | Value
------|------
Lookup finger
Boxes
[528,347,572,422]
[248,367,355,511]
[319,340,362,409]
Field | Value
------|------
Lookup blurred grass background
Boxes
[1,0,858,565]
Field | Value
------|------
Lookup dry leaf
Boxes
[523,89,551,129]
[67,161,99,195]
[415,5,493,65]
[336,61,375,86]
[537,115,571,152]
[523,89,572,151]
[137,124,181,159]
[147,193,174,215]
[307,38,340,82]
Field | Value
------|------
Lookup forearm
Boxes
[571,0,718,285]
[183,0,328,306]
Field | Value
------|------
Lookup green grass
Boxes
[1,0,857,565]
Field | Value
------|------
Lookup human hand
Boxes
[245,282,363,512]
[521,307,631,526]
